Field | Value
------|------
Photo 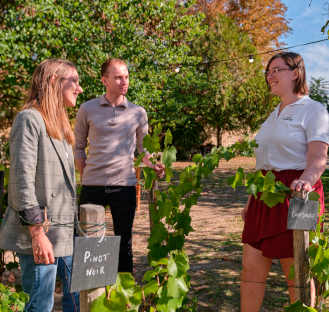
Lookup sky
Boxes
[279,0,329,83]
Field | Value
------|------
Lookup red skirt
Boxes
[242,170,325,259]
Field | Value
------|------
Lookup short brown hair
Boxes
[265,52,308,95]
[101,58,127,77]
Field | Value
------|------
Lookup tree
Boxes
[321,1,329,37]
[0,0,206,133]
[309,77,329,110]
[195,0,290,56]
[192,14,276,146]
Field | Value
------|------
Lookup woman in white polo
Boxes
[240,52,329,311]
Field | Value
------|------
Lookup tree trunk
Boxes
[216,126,222,147]
[0,170,4,218]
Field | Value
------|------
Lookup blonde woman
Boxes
[0,59,83,312]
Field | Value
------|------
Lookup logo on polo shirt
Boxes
[282,116,293,121]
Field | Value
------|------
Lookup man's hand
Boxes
[29,225,55,265]
[142,154,165,178]
[153,163,165,178]
[75,158,86,182]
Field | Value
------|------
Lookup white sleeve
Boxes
[304,105,329,144]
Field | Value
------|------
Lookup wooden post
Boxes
[79,204,106,312]
[136,167,141,211]
[293,230,310,305]
[0,170,4,217]
[149,180,158,232]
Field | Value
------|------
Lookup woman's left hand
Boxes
[290,179,313,193]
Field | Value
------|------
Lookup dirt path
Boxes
[55,157,290,311]
[132,157,289,312]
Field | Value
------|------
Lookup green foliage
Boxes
[307,214,329,310]
[91,274,142,311]
[284,300,317,311]
[191,14,275,146]
[309,77,329,111]
[279,173,329,311]
[228,168,290,207]
[90,128,259,311]
[0,283,29,312]
[0,0,205,133]
[0,137,10,170]
[321,20,329,36]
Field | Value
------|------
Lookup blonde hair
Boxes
[23,59,76,145]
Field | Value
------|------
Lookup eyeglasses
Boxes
[265,67,292,77]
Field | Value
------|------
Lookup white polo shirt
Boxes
[255,96,329,171]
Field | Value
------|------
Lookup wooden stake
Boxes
[0,170,4,217]
[293,230,310,305]
[149,180,158,232]
[136,167,141,211]
[79,204,106,312]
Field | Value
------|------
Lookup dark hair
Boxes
[265,52,308,95]
[101,58,127,77]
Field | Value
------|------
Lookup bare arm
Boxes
[75,158,86,181]
[74,106,88,182]
[290,141,328,192]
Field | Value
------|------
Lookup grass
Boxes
[322,169,329,211]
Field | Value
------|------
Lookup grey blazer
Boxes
[0,109,77,257]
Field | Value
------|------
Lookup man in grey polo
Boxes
[74,58,163,273]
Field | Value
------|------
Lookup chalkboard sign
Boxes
[70,236,121,292]
[287,197,319,231]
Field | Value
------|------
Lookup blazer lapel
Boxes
[49,137,75,192]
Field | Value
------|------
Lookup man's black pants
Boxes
[79,185,136,273]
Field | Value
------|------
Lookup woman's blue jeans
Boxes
[18,253,80,312]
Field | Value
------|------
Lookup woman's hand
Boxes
[290,141,328,194]
[290,179,313,193]
[29,225,55,265]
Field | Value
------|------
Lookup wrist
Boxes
[29,225,45,239]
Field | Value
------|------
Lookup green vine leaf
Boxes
[143,280,159,297]
[284,300,317,311]
[164,129,173,148]
[308,192,320,201]
[228,168,290,208]
[227,167,244,189]
[162,146,177,168]
[143,167,157,190]
[167,256,178,277]
[260,191,286,208]
[167,276,188,298]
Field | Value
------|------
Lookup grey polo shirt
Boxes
[74,95,148,186]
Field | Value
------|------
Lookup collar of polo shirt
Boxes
[99,95,128,108]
